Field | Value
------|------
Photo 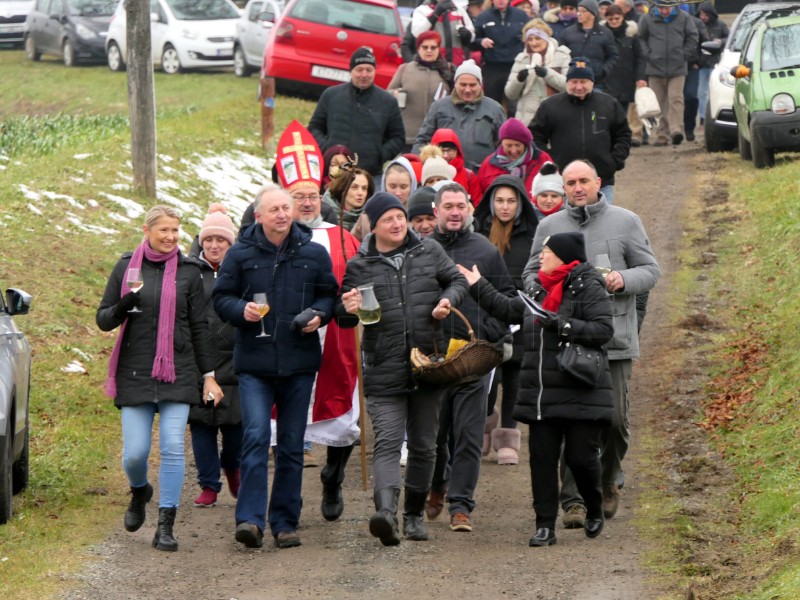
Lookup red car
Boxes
[261,0,403,94]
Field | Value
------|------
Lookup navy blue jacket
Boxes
[473,6,529,66]
[212,222,338,377]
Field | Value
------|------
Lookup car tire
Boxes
[738,127,752,161]
[25,35,41,61]
[12,421,28,495]
[0,417,13,525]
[750,123,774,169]
[63,39,76,67]
[107,41,126,72]
[161,44,182,74]
[704,104,730,153]
[233,45,251,78]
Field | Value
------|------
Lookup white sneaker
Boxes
[400,441,408,467]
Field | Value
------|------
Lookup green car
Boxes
[731,15,800,168]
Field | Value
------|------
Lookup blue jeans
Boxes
[190,422,243,492]
[121,402,190,508]
[599,184,614,205]
[236,373,314,536]
[698,67,713,119]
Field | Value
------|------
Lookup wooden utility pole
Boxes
[126,0,156,198]
[260,75,276,154]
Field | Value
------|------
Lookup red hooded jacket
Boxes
[430,128,484,206]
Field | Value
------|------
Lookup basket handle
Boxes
[449,307,477,343]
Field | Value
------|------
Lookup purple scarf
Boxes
[105,240,179,398]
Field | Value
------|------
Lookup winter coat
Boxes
[473,6,530,66]
[697,2,728,68]
[412,94,507,171]
[558,23,619,85]
[308,83,406,176]
[430,128,484,204]
[388,59,453,146]
[411,1,475,65]
[529,90,631,186]
[96,252,214,409]
[638,8,699,78]
[504,40,572,126]
[522,195,661,360]
[543,8,577,43]
[213,222,338,377]
[476,143,553,195]
[468,262,614,424]
[335,230,468,395]
[602,20,646,104]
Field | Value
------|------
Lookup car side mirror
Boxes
[150,11,161,22]
[701,40,723,55]
[5,288,32,316]
[730,64,751,79]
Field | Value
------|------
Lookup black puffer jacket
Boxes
[468,263,614,424]
[602,20,646,104]
[559,24,619,85]
[188,254,241,428]
[96,252,214,408]
[336,231,468,395]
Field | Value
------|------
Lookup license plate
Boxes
[311,65,350,83]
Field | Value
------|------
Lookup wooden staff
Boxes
[355,328,367,491]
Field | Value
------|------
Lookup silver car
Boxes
[233,0,282,77]
[0,287,32,525]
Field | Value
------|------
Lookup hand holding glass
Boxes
[126,268,143,313]
[357,283,381,325]
[253,292,271,338]
[594,254,612,279]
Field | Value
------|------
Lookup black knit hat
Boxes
[365,192,407,230]
[561,0,578,8]
[408,186,436,219]
[543,232,587,264]
[566,56,595,82]
[350,47,376,70]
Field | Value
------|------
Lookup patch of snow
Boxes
[97,192,145,219]
[27,204,43,216]
[74,153,93,160]
[18,184,41,201]
[61,360,87,374]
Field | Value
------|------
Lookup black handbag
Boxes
[556,341,604,387]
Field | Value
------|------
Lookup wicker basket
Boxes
[412,308,503,387]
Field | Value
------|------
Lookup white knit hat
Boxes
[454,59,482,84]
[531,162,565,197]
[421,156,457,185]
[199,203,236,245]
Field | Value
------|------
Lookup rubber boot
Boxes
[491,428,521,465]
[124,483,153,532]
[320,444,354,522]
[152,507,178,552]
[482,408,500,457]
[369,488,400,546]
[402,488,429,541]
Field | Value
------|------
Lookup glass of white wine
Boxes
[594,254,612,279]
[357,283,381,325]
[126,267,143,313]
[253,292,271,338]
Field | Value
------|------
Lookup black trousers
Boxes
[321,444,355,487]
[529,418,605,529]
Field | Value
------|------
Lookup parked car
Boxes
[732,15,800,168]
[0,0,35,47]
[105,0,241,74]
[703,1,800,152]
[0,287,32,525]
[233,0,283,77]
[24,0,115,66]
[261,0,403,94]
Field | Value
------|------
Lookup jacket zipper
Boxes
[536,325,544,420]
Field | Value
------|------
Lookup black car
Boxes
[24,0,116,66]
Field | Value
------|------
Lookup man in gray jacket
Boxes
[638,5,698,146]
[522,159,660,526]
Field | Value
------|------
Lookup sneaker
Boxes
[194,487,217,507]
[562,504,586,529]
[450,512,472,532]
[425,489,446,520]
[274,530,302,549]
[672,133,684,146]
[399,441,408,467]
[603,484,620,518]
[224,468,240,499]
[303,448,318,468]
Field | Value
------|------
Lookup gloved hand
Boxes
[534,65,548,78]
[433,0,455,17]
[457,26,471,45]
[517,68,529,82]
[537,310,560,331]
[113,291,140,319]
[291,308,325,333]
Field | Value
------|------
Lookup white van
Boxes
[105,0,241,73]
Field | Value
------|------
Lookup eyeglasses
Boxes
[292,193,320,203]
[440,147,458,155]
[419,45,439,51]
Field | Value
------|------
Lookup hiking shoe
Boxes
[562,504,586,529]
[274,531,302,549]
[425,489,446,521]
[194,487,217,507]
[304,448,318,468]
[672,133,684,146]
[603,484,621,518]
[235,522,263,548]
[450,512,472,532]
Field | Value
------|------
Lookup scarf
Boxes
[534,197,564,216]
[105,241,179,398]
[414,54,454,88]
[490,144,536,178]
[538,260,580,313]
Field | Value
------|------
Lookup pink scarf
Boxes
[105,241,179,398]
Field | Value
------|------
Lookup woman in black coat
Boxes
[602,4,646,112]
[458,231,613,546]
[96,205,219,552]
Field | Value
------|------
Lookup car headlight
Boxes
[718,68,735,88]
[772,93,796,115]
[75,24,96,39]
[182,29,198,39]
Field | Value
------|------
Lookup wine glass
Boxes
[593,254,612,279]
[126,267,143,313]
[356,283,381,325]
[253,292,271,338]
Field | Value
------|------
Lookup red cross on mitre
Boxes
[275,120,322,192]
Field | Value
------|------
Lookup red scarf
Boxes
[534,197,563,216]
[538,261,580,313]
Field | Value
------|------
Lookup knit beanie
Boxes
[566,56,595,81]
[365,192,407,230]
[498,118,533,146]
[350,46,376,70]
[421,156,457,185]
[199,203,235,245]
[531,161,565,197]
[544,232,587,264]
[578,0,599,18]
[454,59,482,84]
[561,0,578,8]
[416,30,442,48]
[408,186,437,219]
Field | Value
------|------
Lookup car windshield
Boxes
[71,0,116,16]
[165,0,240,20]
[761,23,800,71]
[289,0,400,36]
[731,7,800,51]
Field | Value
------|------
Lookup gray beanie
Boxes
[531,162,565,197]
[454,59,482,84]
[578,0,599,18]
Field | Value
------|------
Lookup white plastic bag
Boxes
[635,86,661,119]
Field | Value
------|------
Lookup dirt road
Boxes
[62,141,707,600]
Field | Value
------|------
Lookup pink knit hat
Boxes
[499,118,533,146]
[199,203,235,245]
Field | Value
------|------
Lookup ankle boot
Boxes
[152,507,178,552]
[402,488,429,541]
[321,483,344,522]
[491,428,521,465]
[369,488,400,546]
[124,483,153,532]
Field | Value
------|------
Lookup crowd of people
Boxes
[95,0,695,552]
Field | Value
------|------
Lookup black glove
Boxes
[433,0,454,17]
[534,65,548,78]
[113,291,140,319]
[457,26,471,45]
[517,68,529,82]
[291,308,325,333]
[537,310,560,331]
